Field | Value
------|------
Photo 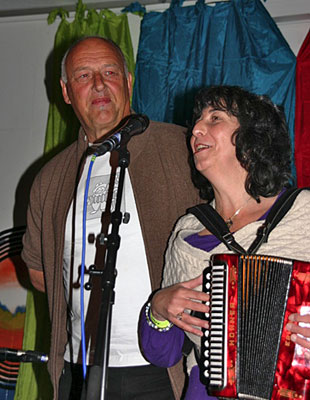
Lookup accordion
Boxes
[200,254,310,400]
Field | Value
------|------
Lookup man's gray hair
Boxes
[60,36,129,83]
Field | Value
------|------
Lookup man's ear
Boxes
[60,79,71,105]
[127,72,133,98]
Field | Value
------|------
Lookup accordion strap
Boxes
[187,203,247,255]
[247,187,309,253]
[188,187,309,255]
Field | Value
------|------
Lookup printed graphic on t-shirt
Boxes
[86,171,123,220]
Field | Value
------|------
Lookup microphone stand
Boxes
[86,145,130,400]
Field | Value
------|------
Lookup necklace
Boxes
[224,197,252,228]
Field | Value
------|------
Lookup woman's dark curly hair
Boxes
[187,85,293,201]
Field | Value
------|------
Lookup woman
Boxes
[139,86,310,399]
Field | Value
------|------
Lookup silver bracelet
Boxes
[145,302,173,332]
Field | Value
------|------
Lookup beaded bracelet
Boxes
[145,302,173,332]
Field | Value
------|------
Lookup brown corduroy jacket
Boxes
[22,120,201,399]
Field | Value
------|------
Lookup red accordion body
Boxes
[201,254,310,400]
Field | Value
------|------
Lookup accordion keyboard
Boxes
[201,261,228,390]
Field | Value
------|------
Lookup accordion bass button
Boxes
[204,360,209,368]
[204,370,210,378]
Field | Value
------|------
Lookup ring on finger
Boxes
[176,312,183,321]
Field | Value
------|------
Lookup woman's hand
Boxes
[151,274,209,337]
[286,313,310,356]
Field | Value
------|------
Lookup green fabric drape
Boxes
[14,2,135,398]
[14,291,52,399]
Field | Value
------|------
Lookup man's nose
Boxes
[93,72,105,91]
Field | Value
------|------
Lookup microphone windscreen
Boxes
[126,114,150,136]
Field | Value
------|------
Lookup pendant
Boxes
[226,218,233,228]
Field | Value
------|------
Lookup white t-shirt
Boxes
[63,151,152,367]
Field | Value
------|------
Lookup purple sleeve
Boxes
[185,366,218,400]
[139,305,185,367]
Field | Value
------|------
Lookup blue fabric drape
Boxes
[132,0,296,170]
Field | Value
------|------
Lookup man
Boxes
[22,36,200,399]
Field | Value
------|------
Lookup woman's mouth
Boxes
[194,143,211,154]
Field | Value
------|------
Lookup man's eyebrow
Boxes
[101,63,122,69]
[72,66,91,74]
[72,63,121,72]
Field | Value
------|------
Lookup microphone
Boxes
[94,114,149,156]
[0,348,48,363]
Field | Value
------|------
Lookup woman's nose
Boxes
[192,120,206,137]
